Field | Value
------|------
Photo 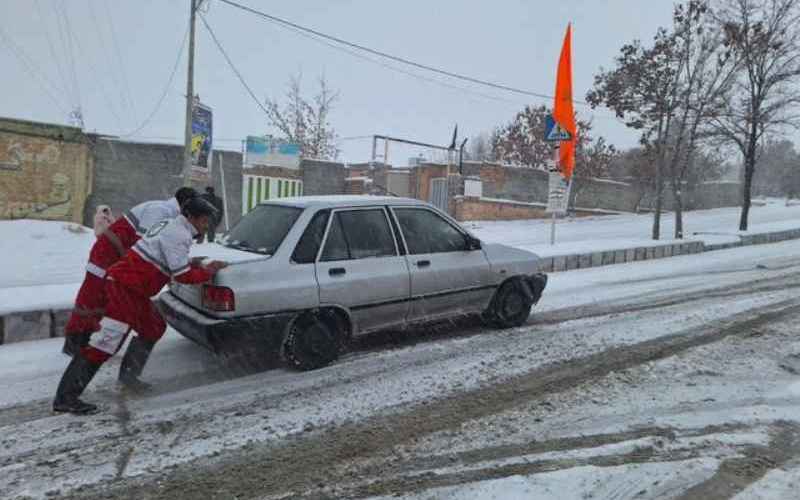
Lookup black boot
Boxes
[119,336,156,393]
[62,331,91,357]
[53,355,101,415]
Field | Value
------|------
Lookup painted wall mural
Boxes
[0,128,92,223]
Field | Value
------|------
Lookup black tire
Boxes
[283,312,342,371]
[485,280,533,328]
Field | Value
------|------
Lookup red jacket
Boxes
[108,215,212,297]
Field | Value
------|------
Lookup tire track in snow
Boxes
[62,297,800,500]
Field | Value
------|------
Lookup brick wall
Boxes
[454,197,548,221]
[0,118,92,224]
[453,196,609,221]
[409,163,449,201]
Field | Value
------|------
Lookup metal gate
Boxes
[429,177,448,212]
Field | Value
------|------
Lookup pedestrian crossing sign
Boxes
[545,115,572,142]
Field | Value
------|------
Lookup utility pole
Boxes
[182,0,199,187]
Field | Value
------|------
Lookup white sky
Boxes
[0,0,676,163]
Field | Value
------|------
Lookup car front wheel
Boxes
[485,279,533,328]
[283,312,341,370]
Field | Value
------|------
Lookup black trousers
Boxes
[207,223,218,243]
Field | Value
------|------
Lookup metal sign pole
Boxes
[550,145,559,245]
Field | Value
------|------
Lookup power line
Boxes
[102,0,139,123]
[87,0,135,125]
[217,0,589,106]
[120,23,189,138]
[272,16,525,108]
[0,24,69,114]
[33,0,72,105]
[64,2,127,133]
[57,0,83,116]
[198,13,272,117]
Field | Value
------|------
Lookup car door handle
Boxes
[416,260,431,268]
[329,267,346,276]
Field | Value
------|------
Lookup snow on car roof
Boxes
[257,195,428,209]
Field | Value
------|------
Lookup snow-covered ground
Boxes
[3,200,800,499]
[2,199,800,315]
[2,237,800,498]
[465,198,800,256]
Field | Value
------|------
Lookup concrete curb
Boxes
[537,226,800,274]
[537,240,704,273]
[3,226,800,346]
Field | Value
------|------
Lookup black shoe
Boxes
[118,336,156,391]
[53,355,101,415]
[53,398,98,415]
[62,331,91,357]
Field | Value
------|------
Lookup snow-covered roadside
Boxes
[0,221,94,315]
[3,201,800,318]
[0,221,249,315]
[465,199,800,251]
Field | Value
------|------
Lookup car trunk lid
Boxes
[169,244,270,309]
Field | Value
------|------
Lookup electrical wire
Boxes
[33,0,72,106]
[198,13,272,117]
[215,0,627,125]
[57,0,83,115]
[63,4,127,133]
[102,0,139,123]
[0,24,69,114]
[87,0,134,124]
[120,23,190,138]
[272,16,525,108]
[217,0,586,105]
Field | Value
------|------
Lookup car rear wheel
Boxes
[283,312,342,370]
[485,279,533,328]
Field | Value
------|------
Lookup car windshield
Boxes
[219,205,302,255]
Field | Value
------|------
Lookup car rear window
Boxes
[220,205,302,255]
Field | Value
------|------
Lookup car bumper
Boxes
[157,292,295,353]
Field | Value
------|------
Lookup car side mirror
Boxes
[466,236,482,251]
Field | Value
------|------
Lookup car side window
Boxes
[395,208,468,255]
[320,209,397,261]
[320,213,350,261]
[292,210,330,264]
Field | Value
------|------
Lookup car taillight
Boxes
[202,285,235,312]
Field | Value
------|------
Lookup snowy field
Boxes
[3,201,800,499]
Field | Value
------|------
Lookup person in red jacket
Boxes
[53,197,227,415]
[62,187,197,357]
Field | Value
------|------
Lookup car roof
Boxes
[257,195,430,209]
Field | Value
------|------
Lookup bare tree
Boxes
[587,24,684,239]
[490,104,598,170]
[588,1,741,239]
[265,73,340,161]
[664,1,741,238]
[709,0,800,230]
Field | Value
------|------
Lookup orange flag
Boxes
[553,23,576,180]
